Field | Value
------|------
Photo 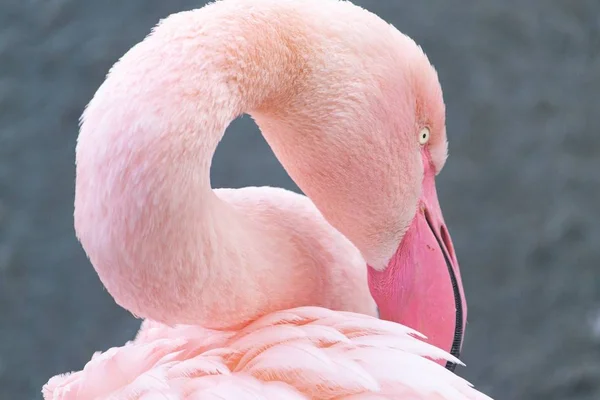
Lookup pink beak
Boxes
[368,163,466,370]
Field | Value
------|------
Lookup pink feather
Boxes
[43,307,489,399]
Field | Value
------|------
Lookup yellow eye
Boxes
[419,127,430,145]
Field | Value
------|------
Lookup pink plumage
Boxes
[43,0,492,398]
[44,307,489,399]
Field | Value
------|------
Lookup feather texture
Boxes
[43,307,490,399]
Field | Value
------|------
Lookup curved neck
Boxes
[74,2,418,328]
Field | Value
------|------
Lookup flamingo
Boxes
[43,0,491,398]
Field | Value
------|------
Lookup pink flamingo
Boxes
[43,0,491,398]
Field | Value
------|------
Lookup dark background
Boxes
[1,1,599,399]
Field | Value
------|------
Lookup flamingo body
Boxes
[42,0,493,398]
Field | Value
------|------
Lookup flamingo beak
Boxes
[367,166,466,370]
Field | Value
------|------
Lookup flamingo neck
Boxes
[74,18,309,328]
[73,3,341,329]
[74,1,426,328]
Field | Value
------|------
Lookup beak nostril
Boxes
[422,206,432,223]
[423,207,455,260]
[440,225,455,260]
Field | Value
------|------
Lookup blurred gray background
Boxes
[1,0,598,399]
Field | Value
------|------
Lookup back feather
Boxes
[43,307,491,399]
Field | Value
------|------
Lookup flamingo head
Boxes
[361,40,466,367]
[367,144,466,369]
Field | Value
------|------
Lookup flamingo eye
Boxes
[419,127,430,145]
